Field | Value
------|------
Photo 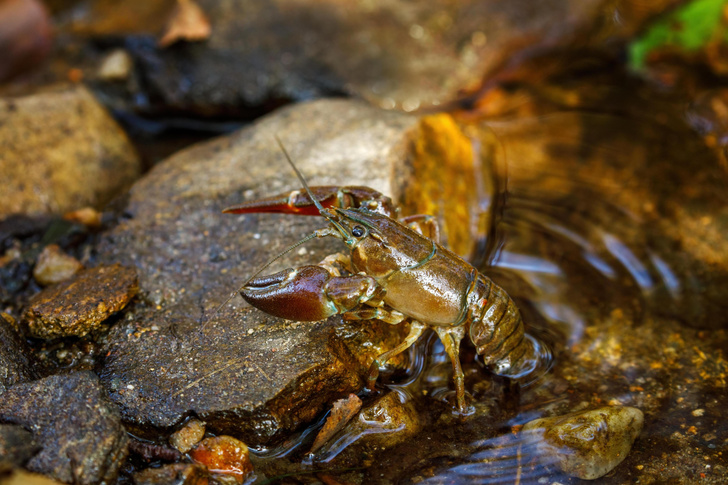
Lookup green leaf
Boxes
[629,0,728,70]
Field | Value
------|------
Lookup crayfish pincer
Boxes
[224,139,546,414]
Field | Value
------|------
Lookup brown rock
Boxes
[32,244,83,286]
[310,393,362,453]
[22,264,139,338]
[0,85,141,217]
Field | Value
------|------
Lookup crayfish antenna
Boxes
[274,135,327,215]
[199,136,329,335]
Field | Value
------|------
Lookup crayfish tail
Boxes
[468,276,551,381]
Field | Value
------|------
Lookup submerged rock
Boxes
[22,264,139,339]
[0,85,141,217]
[0,372,129,484]
[133,463,209,485]
[522,406,644,480]
[310,390,423,465]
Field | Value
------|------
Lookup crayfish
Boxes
[222,138,543,414]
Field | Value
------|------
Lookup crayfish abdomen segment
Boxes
[468,274,536,377]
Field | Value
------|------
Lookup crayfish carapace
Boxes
[222,137,545,414]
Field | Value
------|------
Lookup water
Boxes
[244,102,728,483]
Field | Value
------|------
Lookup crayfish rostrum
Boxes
[223,139,545,414]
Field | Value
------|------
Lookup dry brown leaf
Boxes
[158,0,211,48]
[310,394,362,454]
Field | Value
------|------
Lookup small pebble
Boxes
[63,207,102,228]
[170,418,206,453]
[522,406,644,480]
[189,435,253,482]
[33,244,83,286]
[97,49,133,81]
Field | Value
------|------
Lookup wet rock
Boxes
[133,463,209,485]
[0,0,52,82]
[62,0,681,115]
[170,418,206,453]
[0,313,37,392]
[0,85,141,217]
[310,390,422,465]
[310,394,362,454]
[188,436,253,483]
[522,406,644,480]
[0,424,39,471]
[22,264,139,339]
[0,371,129,484]
[96,98,420,445]
[32,244,83,286]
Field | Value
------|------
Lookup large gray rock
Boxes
[0,372,129,484]
[96,99,421,445]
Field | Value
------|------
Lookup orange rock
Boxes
[189,436,253,482]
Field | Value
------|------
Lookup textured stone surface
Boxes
[0,372,129,484]
[0,85,141,217]
[0,424,39,471]
[522,406,644,479]
[22,264,139,339]
[96,99,419,445]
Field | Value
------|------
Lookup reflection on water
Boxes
[415,437,561,485]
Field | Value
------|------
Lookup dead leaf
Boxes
[310,394,362,454]
[158,0,211,48]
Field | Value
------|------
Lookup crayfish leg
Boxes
[433,325,473,415]
[399,214,441,243]
[366,320,426,391]
[318,252,353,277]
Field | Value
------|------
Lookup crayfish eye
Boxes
[351,225,366,238]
